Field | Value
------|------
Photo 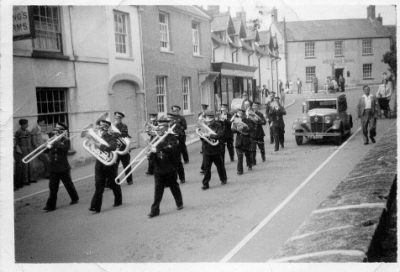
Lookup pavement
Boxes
[14,96,296,201]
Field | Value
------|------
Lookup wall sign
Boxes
[13,6,35,41]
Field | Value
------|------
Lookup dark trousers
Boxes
[90,162,122,212]
[176,155,185,181]
[116,153,132,183]
[268,121,274,144]
[378,98,390,117]
[151,171,183,214]
[221,138,234,163]
[361,110,377,143]
[236,148,252,173]
[272,126,285,151]
[179,135,189,163]
[202,153,227,186]
[252,137,265,164]
[147,158,154,174]
[14,156,24,189]
[45,170,79,210]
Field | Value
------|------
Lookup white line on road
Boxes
[219,126,362,263]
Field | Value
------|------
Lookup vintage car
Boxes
[292,93,353,145]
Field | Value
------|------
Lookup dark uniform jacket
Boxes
[170,115,187,136]
[115,122,130,138]
[98,132,118,166]
[47,138,71,173]
[15,128,32,155]
[232,118,253,150]
[268,106,286,128]
[201,120,225,155]
[148,134,180,175]
[254,111,266,138]
[221,112,234,140]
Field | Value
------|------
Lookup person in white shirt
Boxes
[357,85,379,145]
[376,72,393,118]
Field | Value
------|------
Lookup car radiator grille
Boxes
[311,122,323,132]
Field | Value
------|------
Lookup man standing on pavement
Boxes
[358,85,379,145]
[147,118,183,218]
[171,105,189,164]
[30,118,50,179]
[89,118,122,213]
[114,111,133,185]
[15,119,35,186]
[268,96,286,151]
[251,102,266,163]
[376,72,393,118]
[43,123,79,212]
[200,111,227,190]
[219,104,234,163]
[167,111,186,183]
[296,78,302,94]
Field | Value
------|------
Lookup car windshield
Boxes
[308,100,337,110]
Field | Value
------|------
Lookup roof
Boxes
[275,19,392,42]
[258,30,271,46]
[168,6,211,20]
[211,33,228,45]
[211,13,235,35]
[307,93,346,100]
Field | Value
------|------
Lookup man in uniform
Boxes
[147,117,183,218]
[265,92,276,144]
[167,111,186,183]
[201,111,227,190]
[268,96,286,151]
[43,123,79,212]
[219,104,234,163]
[89,118,122,213]
[145,113,158,175]
[243,101,257,166]
[198,104,208,174]
[14,119,34,186]
[171,105,189,164]
[114,111,133,185]
[251,102,267,163]
[231,109,253,175]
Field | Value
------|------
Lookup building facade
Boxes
[13,5,144,170]
[270,5,392,90]
[140,5,215,124]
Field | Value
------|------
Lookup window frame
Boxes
[182,77,191,114]
[362,39,373,55]
[192,22,200,56]
[305,66,316,83]
[113,10,131,57]
[31,6,63,53]
[156,76,168,114]
[362,63,372,79]
[159,12,170,51]
[305,42,315,58]
[334,40,343,57]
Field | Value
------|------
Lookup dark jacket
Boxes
[232,118,252,150]
[268,105,286,128]
[47,138,71,173]
[171,115,187,135]
[201,120,225,155]
[221,112,234,140]
[149,134,180,175]
[115,122,130,138]
[14,128,32,155]
[254,111,266,138]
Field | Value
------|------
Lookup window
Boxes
[363,64,372,79]
[334,41,343,57]
[32,6,62,52]
[156,76,167,113]
[192,22,200,55]
[182,77,191,114]
[305,42,315,58]
[232,50,238,63]
[362,39,372,55]
[36,88,68,133]
[114,11,130,56]
[306,66,316,83]
[159,13,170,51]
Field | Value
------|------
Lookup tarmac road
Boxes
[13,89,395,263]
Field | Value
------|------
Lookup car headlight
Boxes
[324,116,331,123]
[302,116,308,123]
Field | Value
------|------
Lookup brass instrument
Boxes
[110,123,130,155]
[246,108,261,122]
[22,130,68,164]
[115,124,177,185]
[196,121,219,146]
[81,124,118,166]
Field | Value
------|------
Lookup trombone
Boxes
[115,124,176,185]
[22,130,68,164]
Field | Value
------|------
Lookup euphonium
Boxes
[196,121,219,146]
[22,130,68,164]
[82,124,117,166]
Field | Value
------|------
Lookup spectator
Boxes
[338,74,345,92]
[376,72,393,118]
[30,118,50,179]
[296,78,302,94]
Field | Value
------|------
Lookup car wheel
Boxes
[349,115,353,129]
[295,136,303,145]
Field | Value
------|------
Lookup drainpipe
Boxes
[138,6,147,124]
[67,6,77,152]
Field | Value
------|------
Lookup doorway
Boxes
[335,68,344,82]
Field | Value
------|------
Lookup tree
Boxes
[382,40,397,81]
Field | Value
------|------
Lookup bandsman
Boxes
[219,104,235,163]
[268,96,286,151]
[114,111,133,185]
[251,102,267,163]
[171,105,189,164]
[167,111,186,184]
[198,104,208,174]
[145,113,158,176]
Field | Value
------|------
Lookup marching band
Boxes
[18,97,283,217]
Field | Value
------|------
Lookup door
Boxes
[335,68,344,83]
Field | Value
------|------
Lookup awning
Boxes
[212,62,257,78]
[198,71,220,84]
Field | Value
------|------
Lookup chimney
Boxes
[376,13,382,24]
[367,5,375,20]
[236,11,246,25]
[271,7,278,23]
[207,5,220,17]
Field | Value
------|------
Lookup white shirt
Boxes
[363,94,372,109]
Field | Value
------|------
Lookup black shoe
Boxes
[248,167,252,171]
[262,158,266,162]
[370,137,375,143]
[274,149,279,152]
[113,203,122,207]
[364,142,369,145]
[147,212,159,218]
[89,207,100,213]
[177,205,184,210]
[237,172,243,175]
[70,199,79,205]
[281,144,284,148]
[43,206,55,212]
[201,185,209,190]
[23,182,30,186]
[180,180,185,184]
[221,180,227,185]
[145,171,153,176]
[30,180,37,183]
[184,160,189,164]
[230,159,235,162]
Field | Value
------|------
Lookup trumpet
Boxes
[196,121,219,146]
[22,130,68,164]
[115,124,177,185]
[82,124,118,166]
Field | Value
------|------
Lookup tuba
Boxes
[115,124,176,185]
[196,121,219,146]
[81,124,118,166]
[110,124,130,155]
